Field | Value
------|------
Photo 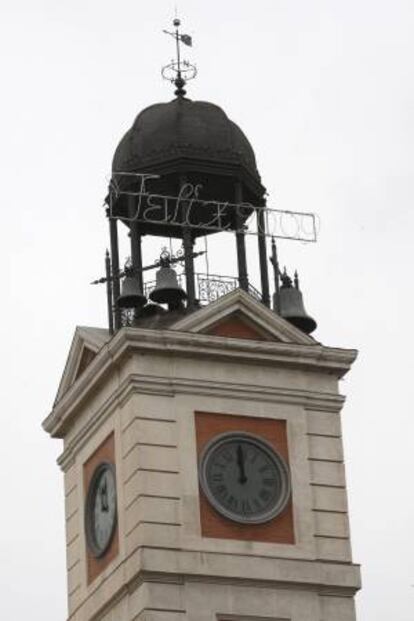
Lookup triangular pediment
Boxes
[54,326,110,405]
[171,289,316,345]
[73,346,97,381]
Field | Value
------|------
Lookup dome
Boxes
[112,97,264,198]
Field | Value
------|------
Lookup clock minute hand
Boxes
[236,444,248,484]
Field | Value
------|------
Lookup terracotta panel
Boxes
[195,412,295,544]
[204,314,271,340]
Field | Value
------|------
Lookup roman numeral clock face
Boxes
[199,432,291,524]
[85,463,117,558]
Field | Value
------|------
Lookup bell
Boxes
[276,271,317,335]
[117,273,147,309]
[149,265,187,308]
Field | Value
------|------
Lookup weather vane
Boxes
[162,17,197,97]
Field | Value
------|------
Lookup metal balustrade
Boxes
[143,273,262,304]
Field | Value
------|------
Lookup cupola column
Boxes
[183,226,196,307]
[108,213,121,329]
[104,250,114,334]
[128,195,144,292]
[235,181,249,291]
[257,206,270,307]
[180,174,196,307]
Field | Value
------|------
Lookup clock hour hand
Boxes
[236,444,248,484]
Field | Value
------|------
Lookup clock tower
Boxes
[43,19,360,621]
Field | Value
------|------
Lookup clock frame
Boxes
[85,461,118,559]
[199,431,291,525]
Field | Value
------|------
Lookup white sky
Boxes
[1,1,413,619]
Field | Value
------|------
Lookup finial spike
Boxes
[162,16,197,97]
[294,270,299,289]
[281,267,292,288]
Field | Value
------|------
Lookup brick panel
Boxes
[195,411,295,544]
[83,432,119,584]
[204,314,271,340]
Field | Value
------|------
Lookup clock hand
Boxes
[236,444,248,484]
[100,478,109,512]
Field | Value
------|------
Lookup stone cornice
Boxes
[111,328,357,379]
[56,372,346,469]
[43,327,357,440]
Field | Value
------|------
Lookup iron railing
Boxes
[144,272,262,305]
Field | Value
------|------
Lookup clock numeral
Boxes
[259,489,271,502]
[222,450,233,463]
[215,462,226,470]
[263,478,277,487]
[215,484,228,499]
[241,499,252,514]
[212,473,224,482]
[247,449,258,464]
[253,498,262,510]
[259,464,272,473]
[227,495,238,509]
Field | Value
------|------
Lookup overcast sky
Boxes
[1,1,413,619]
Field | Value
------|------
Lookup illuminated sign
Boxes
[109,172,317,242]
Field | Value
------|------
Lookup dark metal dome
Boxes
[112,97,264,199]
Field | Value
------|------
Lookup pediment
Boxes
[171,289,316,345]
[54,326,110,405]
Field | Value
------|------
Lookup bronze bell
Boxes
[117,272,147,309]
[276,271,317,335]
[149,264,187,308]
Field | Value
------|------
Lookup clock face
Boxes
[85,463,117,558]
[199,432,291,524]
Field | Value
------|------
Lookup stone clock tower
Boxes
[43,20,360,621]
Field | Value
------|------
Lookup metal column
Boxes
[108,214,121,330]
[235,181,249,291]
[105,250,114,335]
[183,226,196,307]
[128,195,144,292]
[179,173,196,307]
[257,207,270,307]
[271,237,281,313]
